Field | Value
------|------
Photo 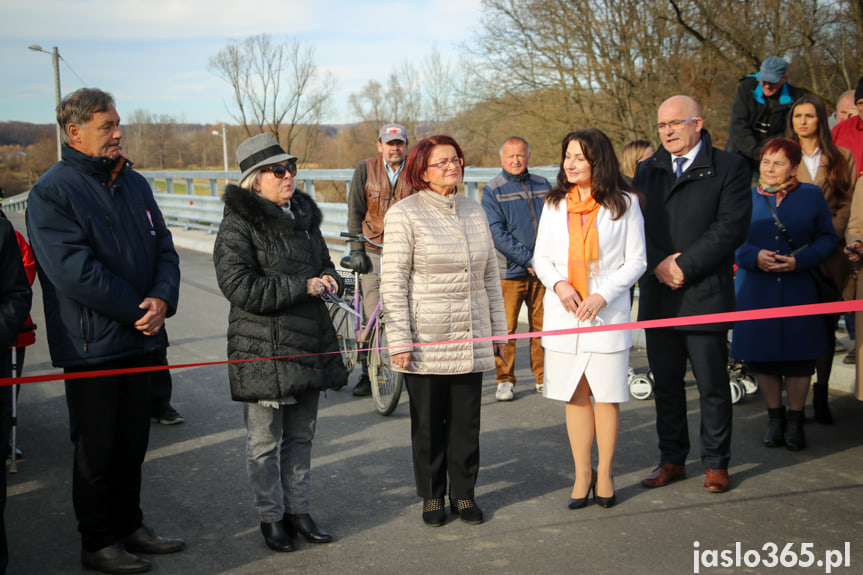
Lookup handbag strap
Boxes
[761,195,797,250]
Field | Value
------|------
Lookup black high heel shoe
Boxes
[284,513,333,543]
[568,469,596,509]
[594,476,616,509]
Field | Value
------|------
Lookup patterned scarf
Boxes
[566,187,600,299]
[756,176,799,207]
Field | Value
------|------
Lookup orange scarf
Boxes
[566,188,600,299]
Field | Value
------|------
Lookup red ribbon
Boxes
[3,299,861,387]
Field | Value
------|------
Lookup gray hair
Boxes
[57,88,115,146]
[499,136,531,155]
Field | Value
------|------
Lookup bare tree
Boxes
[424,47,457,132]
[150,114,178,170]
[466,0,698,146]
[667,0,857,96]
[349,80,386,126]
[209,34,335,158]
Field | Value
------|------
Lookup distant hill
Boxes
[0,122,55,146]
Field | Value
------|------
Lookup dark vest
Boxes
[362,156,413,250]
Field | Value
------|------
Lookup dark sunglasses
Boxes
[263,163,297,179]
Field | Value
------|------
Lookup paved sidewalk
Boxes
[4,213,862,575]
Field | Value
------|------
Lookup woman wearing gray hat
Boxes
[213,133,346,552]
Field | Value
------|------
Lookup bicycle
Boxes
[327,232,404,415]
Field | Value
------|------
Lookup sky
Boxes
[1,0,485,127]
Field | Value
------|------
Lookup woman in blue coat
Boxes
[731,137,838,451]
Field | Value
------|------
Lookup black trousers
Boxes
[645,329,732,470]
[404,372,482,500]
[65,354,152,551]
[0,351,11,575]
[149,345,173,417]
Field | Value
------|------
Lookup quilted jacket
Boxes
[380,189,507,375]
[213,184,346,401]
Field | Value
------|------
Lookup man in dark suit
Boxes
[634,95,751,493]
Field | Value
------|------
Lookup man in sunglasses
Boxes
[726,56,805,176]
[346,123,412,397]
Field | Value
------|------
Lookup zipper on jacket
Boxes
[105,215,122,254]
[79,304,90,352]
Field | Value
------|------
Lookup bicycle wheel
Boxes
[329,304,359,374]
[369,322,404,416]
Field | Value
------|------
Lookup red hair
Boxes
[402,135,465,191]
[761,137,802,168]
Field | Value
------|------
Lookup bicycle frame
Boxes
[333,230,404,415]
[351,271,384,362]
[337,231,385,366]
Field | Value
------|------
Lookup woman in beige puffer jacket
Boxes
[381,135,506,527]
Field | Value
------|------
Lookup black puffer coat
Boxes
[213,184,346,401]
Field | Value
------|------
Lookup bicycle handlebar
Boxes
[340,231,382,250]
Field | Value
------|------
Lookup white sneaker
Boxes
[495,382,514,401]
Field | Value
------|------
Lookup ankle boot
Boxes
[812,383,833,425]
[260,521,294,552]
[763,407,786,447]
[785,410,806,451]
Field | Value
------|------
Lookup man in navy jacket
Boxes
[26,88,183,574]
[481,136,550,400]
[634,95,751,494]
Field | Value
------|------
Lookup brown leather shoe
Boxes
[120,525,185,554]
[81,544,151,574]
[640,463,686,488]
[704,468,730,493]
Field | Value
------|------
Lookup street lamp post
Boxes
[211,124,228,171]
[28,44,62,161]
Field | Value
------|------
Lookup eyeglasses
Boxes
[427,158,463,170]
[654,117,699,131]
[263,163,297,179]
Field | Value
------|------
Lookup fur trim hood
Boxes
[222,183,323,236]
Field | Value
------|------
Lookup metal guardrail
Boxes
[2,191,29,213]
[3,166,560,253]
[137,167,559,202]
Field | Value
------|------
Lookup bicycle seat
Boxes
[341,251,372,273]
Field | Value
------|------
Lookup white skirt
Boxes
[543,348,630,403]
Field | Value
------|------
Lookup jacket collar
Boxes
[61,145,131,185]
[501,168,531,183]
[654,129,715,173]
[222,183,322,236]
[418,188,460,209]
[750,74,794,105]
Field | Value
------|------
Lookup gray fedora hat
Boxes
[236,133,297,181]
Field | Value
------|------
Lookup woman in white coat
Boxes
[533,128,646,509]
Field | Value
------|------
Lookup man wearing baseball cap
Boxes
[346,124,412,396]
[726,56,805,174]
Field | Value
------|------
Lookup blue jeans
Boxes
[243,389,319,523]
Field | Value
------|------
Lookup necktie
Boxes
[674,157,685,178]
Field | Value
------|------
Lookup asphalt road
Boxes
[4,212,863,575]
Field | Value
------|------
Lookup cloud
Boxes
[3,0,482,42]
[1,0,483,124]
